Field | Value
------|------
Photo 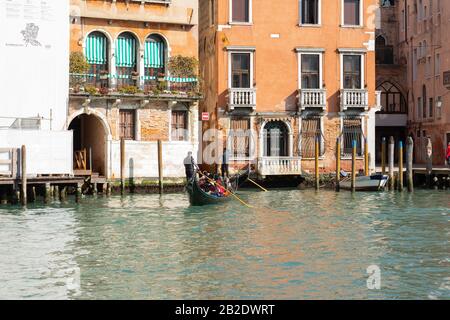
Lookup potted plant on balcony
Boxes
[99,86,109,95]
[69,52,89,93]
[131,71,140,81]
[157,72,165,82]
[99,70,109,80]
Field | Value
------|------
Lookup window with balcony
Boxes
[231,0,250,23]
[84,32,109,88]
[300,0,320,25]
[115,32,138,88]
[229,117,251,158]
[376,82,407,114]
[343,55,362,89]
[231,53,251,88]
[301,54,320,89]
[144,34,166,91]
[263,121,289,157]
[171,105,188,141]
[342,0,361,26]
[119,110,136,140]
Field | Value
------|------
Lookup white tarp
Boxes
[0,0,69,130]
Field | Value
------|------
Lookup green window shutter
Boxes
[144,40,164,68]
[115,36,137,67]
[85,34,107,65]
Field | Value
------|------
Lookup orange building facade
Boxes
[199,0,381,178]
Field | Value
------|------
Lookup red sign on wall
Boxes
[201,112,210,121]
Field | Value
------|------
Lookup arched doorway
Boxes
[263,121,289,157]
[68,114,107,176]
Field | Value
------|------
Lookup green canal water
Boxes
[0,189,448,300]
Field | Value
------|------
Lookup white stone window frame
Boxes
[296,48,324,90]
[339,49,366,90]
[228,0,253,25]
[340,0,364,28]
[299,0,322,27]
[226,47,255,89]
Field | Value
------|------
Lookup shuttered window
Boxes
[230,118,250,157]
[301,117,324,158]
[232,0,250,23]
[171,111,188,141]
[85,32,108,65]
[119,110,136,140]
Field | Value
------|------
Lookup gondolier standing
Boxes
[221,147,230,178]
[184,151,195,182]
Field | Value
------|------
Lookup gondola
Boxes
[186,170,232,206]
[186,165,251,206]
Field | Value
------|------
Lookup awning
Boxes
[115,36,137,67]
[85,34,107,65]
[144,40,164,68]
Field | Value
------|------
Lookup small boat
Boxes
[339,174,389,191]
[186,170,232,206]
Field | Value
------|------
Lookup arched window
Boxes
[84,31,109,87]
[263,121,289,157]
[376,82,407,113]
[143,34,166,91]
[115,32,138,87]
[375,35,393,64]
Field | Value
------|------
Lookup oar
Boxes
[247,178,268,192]
[196,170,254,208]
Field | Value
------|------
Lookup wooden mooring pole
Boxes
[21,145,27,206]
[398,141,404,191]
[364,137,369,176]
[44,183,51,204]
[315,137,320,191]
[351,140,356,193]
[335,138,341,192]
[406,136,414,192]
[381,137,386,175]
[158,140,164,194]
[388,136,395,190]
[120,137,125,195]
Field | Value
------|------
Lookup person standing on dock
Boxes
[446,142,450,166]
[184,152,195,182]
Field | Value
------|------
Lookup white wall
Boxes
[110,141,198,179]
[0,129,73,176]
[0,0,69,130]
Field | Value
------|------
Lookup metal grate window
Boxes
[300,117,324,158]
[341,117,364,157]
[229,118,250,157]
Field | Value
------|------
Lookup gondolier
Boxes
[184,152,195,182]
[221,147,230,178]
